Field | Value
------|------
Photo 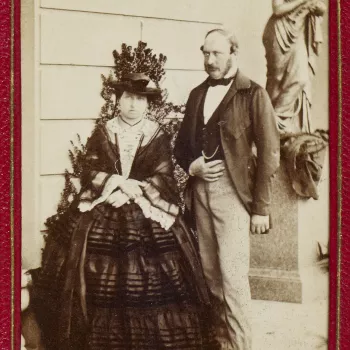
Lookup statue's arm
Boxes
[272,0,308,16]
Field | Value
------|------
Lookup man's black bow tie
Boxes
[208,76,234,87]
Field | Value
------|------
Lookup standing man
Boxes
[174,29,280,350]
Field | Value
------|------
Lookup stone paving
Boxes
[251,268,329,350]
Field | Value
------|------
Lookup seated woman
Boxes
[31,73,218,350]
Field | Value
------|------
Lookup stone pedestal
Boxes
[249,155,329,303]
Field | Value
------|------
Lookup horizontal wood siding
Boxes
[36,4,225,230]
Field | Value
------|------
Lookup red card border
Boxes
[335,0,349,349]
[0,0,345,348]
[327,0,338,349]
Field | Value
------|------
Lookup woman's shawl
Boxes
[79,120,180,226]
[56,120,210,345]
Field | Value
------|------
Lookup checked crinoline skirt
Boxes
[32,203,219,350]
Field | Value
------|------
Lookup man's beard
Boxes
[205,59,232,79]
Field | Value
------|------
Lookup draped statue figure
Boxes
[263,0,327,134]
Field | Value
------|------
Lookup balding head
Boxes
[201,28,239,55]
[201,28,239,79]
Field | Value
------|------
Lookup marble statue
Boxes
[263,0,327,134]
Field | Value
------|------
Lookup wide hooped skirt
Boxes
[32,202,218,350]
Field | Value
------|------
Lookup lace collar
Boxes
[106,117,159,138]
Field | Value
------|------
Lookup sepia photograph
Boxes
[21,1,330,349]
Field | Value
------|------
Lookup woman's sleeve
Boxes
[142,132,181,212]
[80,126,113,198]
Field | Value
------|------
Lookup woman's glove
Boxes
[118,179,146,200]
[105,190,130,208]
[102,175,125,195]
[78,175,124,212]
[78,176,146,212]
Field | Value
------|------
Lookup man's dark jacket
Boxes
[174,70,280,216]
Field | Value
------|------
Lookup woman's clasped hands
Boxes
[105,175,146,208]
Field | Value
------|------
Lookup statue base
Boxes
[249,156,329,303]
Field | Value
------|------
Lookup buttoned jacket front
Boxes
[174,70,280,216]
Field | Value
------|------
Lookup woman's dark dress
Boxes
[32,121,218,350]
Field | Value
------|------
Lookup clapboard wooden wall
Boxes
[21,0,228,268]
[21,0,329,269]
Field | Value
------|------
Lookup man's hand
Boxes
[189,156,225,182]
[250,214,269,234]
